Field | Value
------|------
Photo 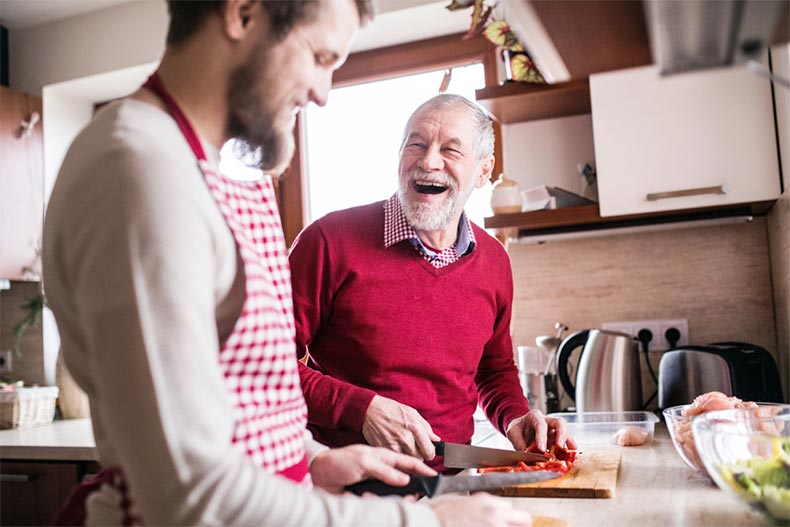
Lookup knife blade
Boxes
[433,441,549,468]
[345,470,560,497]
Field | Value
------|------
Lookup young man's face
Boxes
[227,0,360,173]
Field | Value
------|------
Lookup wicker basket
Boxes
[0,386,59,430]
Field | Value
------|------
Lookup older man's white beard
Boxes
[398,171,475,231]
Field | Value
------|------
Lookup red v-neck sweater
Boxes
[289,201,529,449]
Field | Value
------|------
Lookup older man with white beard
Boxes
[290,94,575,469]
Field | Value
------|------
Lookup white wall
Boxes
[502,114,596,199]
[9,0,166,95]
[8,0,469,96]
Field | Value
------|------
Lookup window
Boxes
[277,33,500,246]
[303,63,492,225]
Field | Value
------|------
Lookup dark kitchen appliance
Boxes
[657,342,784,409]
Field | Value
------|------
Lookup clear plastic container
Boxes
[547,411,660,447]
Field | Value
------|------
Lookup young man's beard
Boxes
[398,169,474,232]
[225,48,294,175]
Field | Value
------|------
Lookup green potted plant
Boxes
[12,293,45,358]
[446,0,545,83]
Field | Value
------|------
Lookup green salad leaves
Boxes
[720,438,790,522]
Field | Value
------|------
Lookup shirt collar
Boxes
[383,194,476,257]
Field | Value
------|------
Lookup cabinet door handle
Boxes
[646,185,726,202]
[0,473,35,483]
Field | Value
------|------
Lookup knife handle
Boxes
[432,441,445,456]
[345,476,438,497]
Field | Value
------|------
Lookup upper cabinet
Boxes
[477,0,651,126]
[479,1,787,235]
[590,62,781,217]
[475,79,590,124]
[0,87,44,281]
[501,0,652,85]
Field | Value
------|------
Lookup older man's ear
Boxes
[476,155,495,188]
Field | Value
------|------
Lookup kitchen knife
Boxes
[345,470,560,497]
[433,441,549,468]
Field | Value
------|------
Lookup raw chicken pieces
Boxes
[611,426,651,446]
[674,391,756,470]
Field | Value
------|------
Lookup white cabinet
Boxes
[0,87,44,280]
[590,63,781,217]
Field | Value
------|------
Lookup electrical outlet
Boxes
[602,319,689,352]
[0,350,12,373]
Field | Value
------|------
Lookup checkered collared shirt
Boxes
[383,194,476,269]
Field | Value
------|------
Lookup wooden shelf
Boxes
[484,202,776,237]
[475,79,590,124]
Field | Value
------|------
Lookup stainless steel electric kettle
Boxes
[556,329,642,412]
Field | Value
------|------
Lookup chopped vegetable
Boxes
[477,442,577,475]
[719,437,790,521]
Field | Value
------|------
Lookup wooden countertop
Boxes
[0,418,97,461]
[0,418,772,525]
[475,423,768,527]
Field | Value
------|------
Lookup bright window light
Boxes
[303,63,494,229]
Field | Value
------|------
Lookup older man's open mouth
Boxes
[414,181,448,195]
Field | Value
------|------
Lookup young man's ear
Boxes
[223,0,260,41]
[476,155,495,188]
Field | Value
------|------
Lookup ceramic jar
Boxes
[490,174,522,214]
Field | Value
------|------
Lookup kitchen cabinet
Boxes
[590,64,781,217]
[479,63,782,234]
[475,79,590,124]
[477,2,784,235]
[476,80,598,236]
[0,459,99,526]
[0,86,44,280]
[500,0,652,83]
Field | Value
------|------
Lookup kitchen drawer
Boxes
[0,459,99,526]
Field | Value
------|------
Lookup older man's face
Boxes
[227,0,360,173]
[397,105,491,231]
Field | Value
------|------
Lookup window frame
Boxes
[276,32,502,246]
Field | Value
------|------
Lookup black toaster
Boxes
[657,342,784,409]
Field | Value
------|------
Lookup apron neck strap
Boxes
[142,72,208,162]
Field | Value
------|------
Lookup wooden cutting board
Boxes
[496,450,622,498]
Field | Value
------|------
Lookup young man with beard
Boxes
[43,3,533,526]
[290,94,575,465]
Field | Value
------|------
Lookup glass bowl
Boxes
[692,405,790,523]
[663,404,707,474]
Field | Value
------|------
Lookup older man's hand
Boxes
[505,410,577,452]
[362,395,441,460]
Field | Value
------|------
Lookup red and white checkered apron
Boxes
[54,74,310,527]
[144,73,310,483]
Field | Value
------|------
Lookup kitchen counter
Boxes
[0,419,771,525]
[0,418,97,461]
[475,423,768,527]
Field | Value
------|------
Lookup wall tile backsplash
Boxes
[508,215,782,408]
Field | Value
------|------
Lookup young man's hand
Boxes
[310,444,436,494]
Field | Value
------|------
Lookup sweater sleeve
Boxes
[475,249,531,435]
[290,221,378,432]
